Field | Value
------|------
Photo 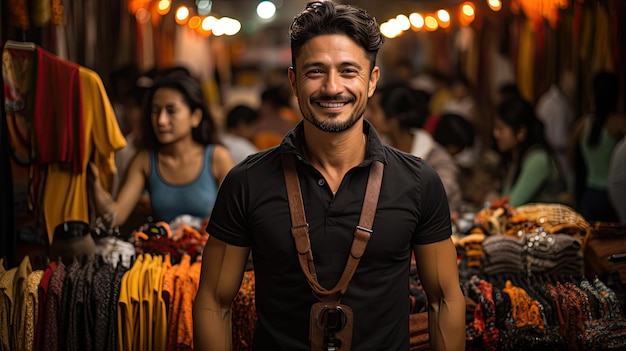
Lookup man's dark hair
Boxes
[289,0,384,71]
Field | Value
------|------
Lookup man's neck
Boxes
[302,122,367,191]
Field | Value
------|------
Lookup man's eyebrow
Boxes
[300,61,364,70]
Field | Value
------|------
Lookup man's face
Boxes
[288,34,380,133]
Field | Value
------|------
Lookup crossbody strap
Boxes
[281,153,384,299]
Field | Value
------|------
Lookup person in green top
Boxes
[492,97,566,207]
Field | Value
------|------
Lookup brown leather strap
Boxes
[282,153,384,300]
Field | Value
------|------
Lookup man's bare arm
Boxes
[413,238,466,351]
[193,236,251,351]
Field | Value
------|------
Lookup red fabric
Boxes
[422,113,441,135]
[35,261,57,351]
[34,47,84,173]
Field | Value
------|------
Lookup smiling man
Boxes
[192,1,466,350]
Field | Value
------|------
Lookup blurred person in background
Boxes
[366,82,463,218]
[493,97,566,207]
[90,71,234,227]
[608,136,626,223]
[252,83,299,150]
[570,71,626,222]
[220,104,260,164]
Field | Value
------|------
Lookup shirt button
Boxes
[317,179,325,186]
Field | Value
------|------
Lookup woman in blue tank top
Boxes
[90,70,234,227]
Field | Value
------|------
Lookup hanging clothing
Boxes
[3,45,126,244]
[34,47,84,173]
[42,66,126,244]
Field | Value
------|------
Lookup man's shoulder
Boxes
[381,144,428,169]
[228,146,281,175]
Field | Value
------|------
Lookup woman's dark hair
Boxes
[289,0,384,72]
[433,113,474,150]
[496,97,553,184]
[588,71,620,146]
[378,82,430,129]
[139,70,218,149]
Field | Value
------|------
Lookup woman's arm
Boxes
[507,149,552,206]
[211,145,236,186]
[90,150,149,227]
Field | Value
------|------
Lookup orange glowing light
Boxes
[424,15,439,31]
[188,15,202,29]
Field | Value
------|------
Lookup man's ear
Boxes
[288,66,297,96]
[368,66,381,98]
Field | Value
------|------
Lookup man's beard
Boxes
[301,99,366,133]
[302,111,362,133]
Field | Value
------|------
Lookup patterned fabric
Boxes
[168,255,190,350]
[232,271,257,351]
[23,270,44,351]
[92,258,115,351]
[41,260,67,351]
[0,267,17,351]
[34,261,56,351]
[11,256,32,350]
[176,260,201,350]
[108,262,127,351]
[58,258,81,350]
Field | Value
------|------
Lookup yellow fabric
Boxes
[517,20,535,102]
[153,255,168,351]
[42,67,126,244]
[140,254,159,351]
[592,4,615,72]
[428,89,452,116]
[118,255,143,351]
[579,6,594,62]
[134,254,151,351]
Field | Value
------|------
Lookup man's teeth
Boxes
[319,102,345,108]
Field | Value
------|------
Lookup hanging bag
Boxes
[282,153,383,350]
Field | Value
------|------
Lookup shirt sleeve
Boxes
[414,160,452,245]
[205,163,252,247]
[507,149,551,207]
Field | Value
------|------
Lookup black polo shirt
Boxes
[207,120,451,350]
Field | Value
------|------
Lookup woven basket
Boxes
[510,203,591,240]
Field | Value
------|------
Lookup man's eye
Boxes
[307,69,323,75]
